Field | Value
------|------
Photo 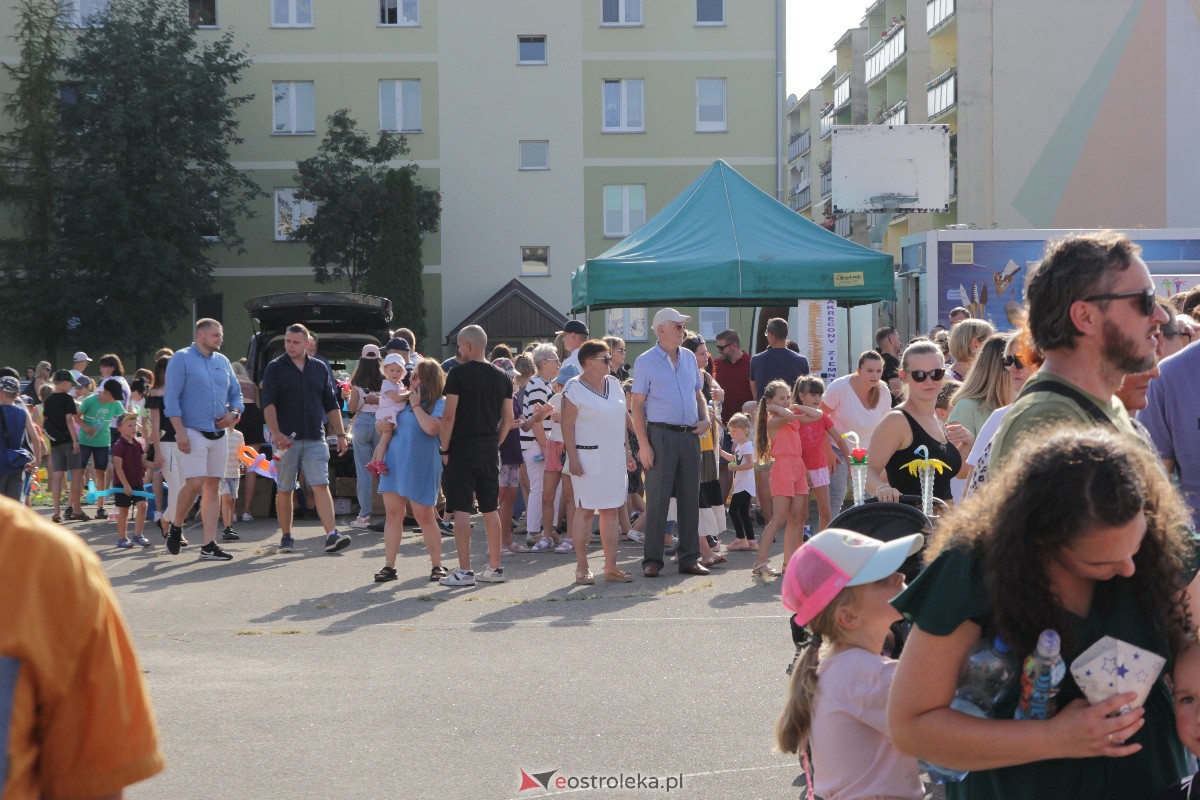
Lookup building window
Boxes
[273,81,315,134]
[379,0,418,26]
[602,79,644,133]
[519,141,549,171]
[698,307,728,340]
[603,184,645,238]
[696,0,723,24]
[195,294,224,324]
[275,189,316,240]
[62,0,108,26]
[521,246,549,276]
[601,0,641,25]
[189,0,216,26]
[696,78,726,132]
[379,80,421,132]
[272,0,312,27]
[605,308,647,341]
[198,191,221,242]
[518,35,547,64]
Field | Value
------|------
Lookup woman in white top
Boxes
[960,333,1039,500]
[821,351,892,513]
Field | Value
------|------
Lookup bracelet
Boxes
[439,448,449,455]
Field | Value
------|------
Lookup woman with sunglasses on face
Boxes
[867,340,972,505]
[603,335,630,382]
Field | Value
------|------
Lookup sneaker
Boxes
[437,519,454,536]
[430,565,449,582]
[131,534,152,547]
[477,566,506,583]
[95,507,108,519]
[324,530,352,553]
[349,515,372,529]
[439,568,475,587]
[116,538,133,549]
[166,524,183,555]
[278,534,295,553]
[153,511,163,523]
[200,542,234,561]
[625,529,645,543]
[240,512,254,523]
[222,526,241,541]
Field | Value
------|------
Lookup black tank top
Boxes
[884,409,962,501]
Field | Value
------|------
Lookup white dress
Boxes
[563,374,627,510]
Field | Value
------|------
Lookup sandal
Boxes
[553,539,574,554]
[505,542,532,554]
[429,565,448,582]
[575,571,595,585]
[531,537,554,553]
[604,569,633,583]
[751,562,780,578]
[52,513,62,523]
[701,554,728,567]
[374,566,398,582]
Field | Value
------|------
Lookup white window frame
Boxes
[275,189,316,241]
[61,0,108,27]
[378,79,421,133]
[379,0,418,27]
[189,0,217,27]
[602,79,644,133]
[271,0,312,28]
[601,0,641,26]
[603,184,646,238]
[696,78,727,132]
[518,35,547,65]
[520,246,550,277]
[605,308,647,342]
[272,81,315,135]
[519,140,549,171]
[698,308,728,340]
[696,0,724,25]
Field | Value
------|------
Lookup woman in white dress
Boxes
[562,339,636,584]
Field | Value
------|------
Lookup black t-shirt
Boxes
[443,360,512,448]
[144,394,175,443]
[42,392,78,445]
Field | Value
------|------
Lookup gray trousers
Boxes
[643,425,701,570]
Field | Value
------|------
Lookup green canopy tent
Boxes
[571,160,896,313]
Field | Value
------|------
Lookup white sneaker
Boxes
[240,513,254,523]
[439,568,476,587]
[349,515,371,529]
[477,566,506,583]
[626,529,645,543]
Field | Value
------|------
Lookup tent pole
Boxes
[845,304,852,378]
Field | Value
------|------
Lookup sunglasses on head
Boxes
[1082,287,1157,317]
[1002,355,1024,370]
[907,368,945,383]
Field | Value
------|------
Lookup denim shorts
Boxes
[274,438,330,489]
[79,444,109,470]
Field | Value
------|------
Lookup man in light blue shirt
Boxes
[631,308,710,578]
[162,318,243,561]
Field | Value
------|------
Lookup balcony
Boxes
[876,99,908,126]
[834,213,852,238]
[927,0,955,33]
[927,68,957,119]
[788,183,811,211]
[788,129,811,162]
[820,111,834,139]
[865,24,905,84]
[820,167,833,199]
[832,73,850,111]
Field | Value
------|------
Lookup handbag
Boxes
[1,405,34,471]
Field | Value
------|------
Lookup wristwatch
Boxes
[439,448,449,455]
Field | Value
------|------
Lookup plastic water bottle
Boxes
[922,636,1019,784]
[1014,629,1065,720]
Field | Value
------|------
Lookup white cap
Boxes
[651,308,690,329]
[73,351,91,362]
[381,353,407,367]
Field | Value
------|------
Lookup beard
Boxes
[1102,318,1155,374]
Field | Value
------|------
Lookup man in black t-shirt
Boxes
[42,370,84,522]
[438,325,514,587]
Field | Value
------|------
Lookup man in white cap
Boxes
[631,308,711,577]
[558,319,589,374]
[69,351,91,395]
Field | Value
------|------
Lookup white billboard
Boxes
[831,124,951,214]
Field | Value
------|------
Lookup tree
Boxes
[0,0,72,359]
[57,0,263,359]
[292,108,439,293]
[365,169,426,342]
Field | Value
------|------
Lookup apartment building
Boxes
[0,0,784,362]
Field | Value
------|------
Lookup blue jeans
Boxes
[352,413,380,516]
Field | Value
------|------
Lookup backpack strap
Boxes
[1018,380,1114,427]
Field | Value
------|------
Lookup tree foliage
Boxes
[292,108,439,293]
[365,168,426,342]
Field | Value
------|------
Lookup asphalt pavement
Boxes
[59,509,806,799]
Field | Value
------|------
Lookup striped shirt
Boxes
[520,375,552,449]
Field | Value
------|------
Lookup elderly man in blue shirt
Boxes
[631,308,712,578]
[163,318,244,561]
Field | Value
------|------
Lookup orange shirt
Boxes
[0,499,164,799]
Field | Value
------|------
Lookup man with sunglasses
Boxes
[986,231,1169,477]
[1138,311,1200,520]
[713,329,754,501]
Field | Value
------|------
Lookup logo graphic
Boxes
[519,769,559,792]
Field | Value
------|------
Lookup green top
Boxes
[986,372,1134,474]
[946,396,994,439]
[77,395,125,448]
[893,545,1196,800]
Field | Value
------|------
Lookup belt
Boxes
[200,430,226,440]
[648,422,692,433]
[575,444,598,450]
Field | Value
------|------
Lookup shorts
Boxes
[112,490,145,509]
[79,444,109,470]
[50,441,82,472]
[177,429,229,480]
[806,467,831,489]
[275,438,330,489]
[543,440,565,473]
[769,455,809,497]
[218,477,240,498]
[499,463,520,489]
[442,442,500,514]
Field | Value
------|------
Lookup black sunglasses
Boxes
[1082,287,1156,317]
[908,368,945,383]
[1001,355,1024,370]
[714,342,731,351]
[593,355,613,365]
